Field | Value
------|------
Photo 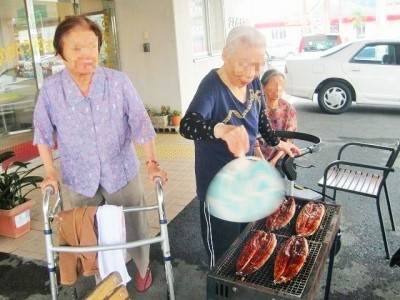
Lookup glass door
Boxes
[79,0,120,69]
[0,0,74,136]
[0,0,118,138]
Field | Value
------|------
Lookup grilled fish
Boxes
[236,231,277,277]
[296,201,326,237]
[266,196,296,231]
[274,236,309,284]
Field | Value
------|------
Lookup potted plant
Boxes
[145,105,157,118]
[147,105,170,128]
[160,105,171,117]
[0,150,43,238]
[170,110,181,126]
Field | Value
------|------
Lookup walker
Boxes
[42,177,175,299]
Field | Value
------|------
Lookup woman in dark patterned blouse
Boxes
[179,26,300,268]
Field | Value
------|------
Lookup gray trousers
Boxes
[64,175,150,278]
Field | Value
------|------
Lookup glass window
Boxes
[271,28,287,40]
[208,0,224,54]
[0,0,39,135]
[356,24,365,39]
[189,0,225,58]
[352,44,389,64]
[0,0,118,137]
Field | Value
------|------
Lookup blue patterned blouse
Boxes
[33,67,155,197]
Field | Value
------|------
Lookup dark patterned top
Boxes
[179,69,279,201]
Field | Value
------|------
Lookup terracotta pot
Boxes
[170,115,181,126]
[0,199,35,238]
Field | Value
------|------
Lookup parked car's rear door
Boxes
[344,43,400,103]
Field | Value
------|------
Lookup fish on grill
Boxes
[265,196,296,231]
[274,236,309,284]
[296,201,326,237]
[236,230,277,277]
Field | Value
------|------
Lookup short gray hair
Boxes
[225,26,266,53]
[261,68,285,86]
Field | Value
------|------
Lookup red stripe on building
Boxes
[387,14,400,21]
[256,14,400,29]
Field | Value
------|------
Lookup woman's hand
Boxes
[147,162,168,185]
[269,150,285,166]
[215,124,250,157]
[40,171,59,195]
[275,140,301,157]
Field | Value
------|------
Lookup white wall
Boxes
[114,0,180,112]
[114,0,222,115]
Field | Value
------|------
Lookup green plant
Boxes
[160,105,171,116]
[145,105,172,117]
[0,151,43,210]
[145,105,157,117]
[171,110,181,116]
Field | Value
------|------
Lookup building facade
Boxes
[1,0,399,141]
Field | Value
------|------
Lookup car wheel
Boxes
[286,52,295,59]
[318,81,352,114]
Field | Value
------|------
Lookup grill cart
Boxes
[207,132,341,300]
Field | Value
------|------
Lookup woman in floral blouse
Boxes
[33,16,166,292]
[256,69,297,166]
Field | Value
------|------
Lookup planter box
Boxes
[0,199,35,238]
[150,116,169,127]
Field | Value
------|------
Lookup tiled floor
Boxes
[0,132,196,261]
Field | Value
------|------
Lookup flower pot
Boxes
[170,115,181,127]
[150,116,169,127]
[0,199,35,238]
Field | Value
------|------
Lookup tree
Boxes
[351,9,366,38]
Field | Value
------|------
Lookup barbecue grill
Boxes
[207,197,341,299]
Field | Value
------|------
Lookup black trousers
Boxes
[199,200,248,267]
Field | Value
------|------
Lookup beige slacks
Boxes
[65,175,150,278]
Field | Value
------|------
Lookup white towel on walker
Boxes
[96,205,131,284]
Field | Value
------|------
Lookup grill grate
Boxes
[210,201,338,298]
[214,235,321,296]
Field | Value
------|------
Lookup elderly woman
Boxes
[33,16,166,292]
[256,69,297,166]
[179,26,300,267]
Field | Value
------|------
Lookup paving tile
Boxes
[0,238,18,253]
[11,249,46,261]
[18,232,46,255]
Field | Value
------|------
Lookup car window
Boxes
[299,35,341,53]
[351,44,391,64]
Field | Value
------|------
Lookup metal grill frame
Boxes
[207,198,341,300]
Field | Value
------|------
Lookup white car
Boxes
[285,39,400,114]
[267,42,297,61]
